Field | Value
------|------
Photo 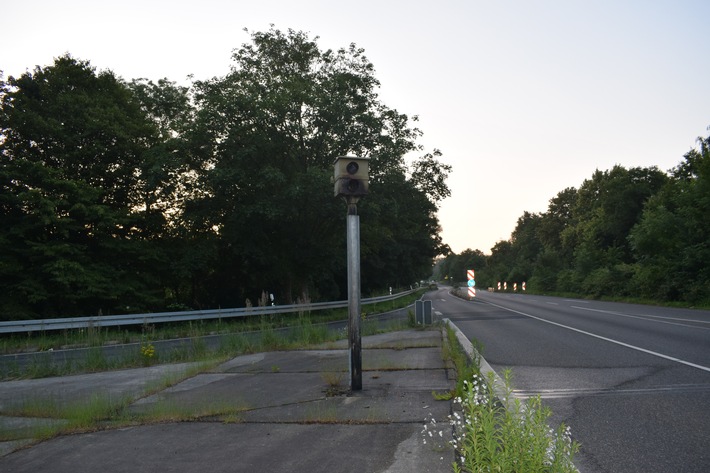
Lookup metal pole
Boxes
[347,201,362,391]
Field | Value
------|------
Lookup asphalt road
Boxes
[429,286,710,473]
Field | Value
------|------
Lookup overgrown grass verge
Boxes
[0,392,132,442]
[431,325,580,473]
[126,398,249,425]
[0,362,243,444]
[0,304,418,446]
[1,292,420,380]
[0,394,249,443]
[1,288,426,354]
[0,384,122,440]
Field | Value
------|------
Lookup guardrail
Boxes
[0,289,419,334]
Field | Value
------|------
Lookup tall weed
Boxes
[430,326,580,473]
[447,370,579,473]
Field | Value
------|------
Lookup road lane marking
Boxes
[512,383,710,399]
[571,306,710,330]
[484,301,710,374]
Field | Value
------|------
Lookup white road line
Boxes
[484,301,710,374]
[512,383,710,399]
[572,306,710,330]
[640,313,710,324]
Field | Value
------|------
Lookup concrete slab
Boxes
[216,346,444,373]
[0,362,202,411]
[237,387,451,424]
[363,347,445,370]
[319,329,442,350]
[0,328,456,472]
[0,422,453,473]
[218,350,346,374]
[130,363,451,421]
[128,372,326,414]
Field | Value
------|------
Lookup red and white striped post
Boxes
[466,269,476,298]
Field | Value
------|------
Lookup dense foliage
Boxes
[0,28,451,320]
[436,133,710,306]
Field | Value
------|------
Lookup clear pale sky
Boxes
[3,1,709,254]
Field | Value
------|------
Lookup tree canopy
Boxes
[435,132,710,306]
[0,27,451,320]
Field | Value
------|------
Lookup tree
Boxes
[126,77,213,309]
[432,249,487,288]
[630,133,710,303]
[485,164,668,297]
[410,149,452,205]
[487,240,515,287]
[538,187,576,258]
[0,29,452,317]
[184,27,450,303]
[0,55,163,318]
[508,211,543,282]
[448,128,707,303]
[532,188,578,291]
[561,165,666,296]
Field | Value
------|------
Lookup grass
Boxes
[1,288,427,355]
[0,392,132,442]
[128,398,249,424]
[433,325,480,401]
[0,393,249,443]
[0,295,423,447]
[321,371,347,396]
[449,370,579,473]
[431,325,580,473]
[0,362,241,444]
[141,361,219,397]
[0,290,422,380]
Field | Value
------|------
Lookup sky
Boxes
[2,0,709,254]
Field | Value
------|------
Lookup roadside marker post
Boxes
[467,269,476,299]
